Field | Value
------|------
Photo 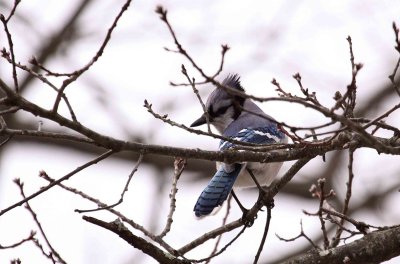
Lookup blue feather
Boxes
[220,125,285,150]
[194,164,242,217]
[194,125,285,216]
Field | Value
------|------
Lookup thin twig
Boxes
[77,154,144,213]
[316,179,330,249]
[158,157,186,238]
[0,231,35,249]
[170,44,230,87]
[292,73,320,106]
[31,238,56,264]
[144,99,268,147]
[332,148,355,247]
[181,65,212,133]
[178,158,311,255]
[3,76,399,160]
[146,97,326,151]
[389,22,400,96]
[212,44,230,78]
[205,194,233,264]
[2,57,78,121]
[14,179,67,263]
[2,76,399,160]
[362,103,400,131]
[0,150,115,216]
[388,57,400,97]
[5,0,21,22]
[39,171,177,255]
[0,15,19,92]
[156,6,209,81]
[52,0,133,114]
[0,128,95,145]
[322,208,369,234]
[82,216,191,264]
[192,226,247,263]
[178,219,242,255]
[253,205,272,264]
[331,36,363,116]
[276,219,320,249]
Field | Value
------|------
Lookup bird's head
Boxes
[190,74,245,133]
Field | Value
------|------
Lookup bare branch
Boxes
[276,220,319,249]
[0,231,35,249]
[1,56,78,121]
[4,0,21,22]
[178,158,311,255]
[0,150,115,216]
[52,0,133,114]
[322,208,370,235]
[82,216,190,264]
[158,157,186,238]
[39,171,177,255]
[316,179,330,249]
[0,128,94,145]
[253,206,272,264]
[280,226,400,264]
[0,16,19,92]
[14,179,66,263]
[192,226,247,263]
[390,21,400,97]
[181,65,212,133]
[205,195,232,264]
[332,148,355,247]
[77,154,144,213]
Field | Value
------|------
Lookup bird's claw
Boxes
[241,209,257,227]
[256,188,274,209]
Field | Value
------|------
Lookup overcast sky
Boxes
[1,1,400,263]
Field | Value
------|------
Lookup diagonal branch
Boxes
[15,179,66,264]
[280,225,400,264]
[77,154,144,213]
[0,231,35,249]
[0,149,115,216]
[178,158,312,255]
[83,216,191,264]
[158,157,186,238]
[52,0,133,114]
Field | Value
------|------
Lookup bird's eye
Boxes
[214,104,231,117]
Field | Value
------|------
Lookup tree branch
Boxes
[0,149,115,216]
[281,225,400,264]
[82,216,190,264]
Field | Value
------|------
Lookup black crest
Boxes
[220,74,245,119]
[222,74,244,91]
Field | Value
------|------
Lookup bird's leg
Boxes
[231,190,247,213]
[231,190,256,227]
[246,167,263,191]
[246,168,274,210]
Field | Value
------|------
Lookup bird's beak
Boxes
[190,113,207,127]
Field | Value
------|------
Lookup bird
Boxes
[190,74,287,217]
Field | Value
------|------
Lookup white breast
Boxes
[215,161,284,188]
[235,162,284,188]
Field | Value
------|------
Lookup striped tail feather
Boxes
[194,164,242,217]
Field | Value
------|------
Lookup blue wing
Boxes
[219,125,285,150]
[194,164,242,217]
[194,125,285,217]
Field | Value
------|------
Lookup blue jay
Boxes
[190,74,287,217]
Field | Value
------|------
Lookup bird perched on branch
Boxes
[190,74,287,217]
